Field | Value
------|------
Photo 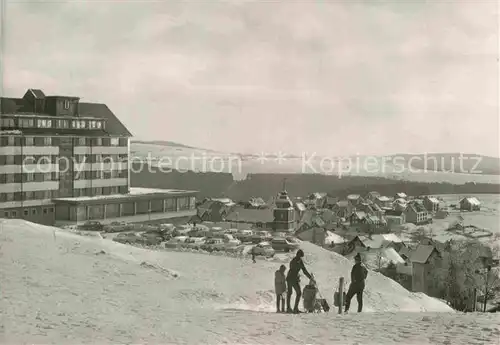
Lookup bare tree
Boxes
[429,239,500,311]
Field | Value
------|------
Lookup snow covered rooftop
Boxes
[53,187,198,202]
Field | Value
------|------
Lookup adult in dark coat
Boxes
[286,249,312,313]
[345,253,368,313]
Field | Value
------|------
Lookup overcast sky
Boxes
[3,0,499,157]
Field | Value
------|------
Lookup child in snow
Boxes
[274,265,287,313]
[302,276,318,313]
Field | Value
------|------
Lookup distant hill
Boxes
[389,153,500,175]
[131,163,500,201]
[131,141,500,181]
[131,140,198,150]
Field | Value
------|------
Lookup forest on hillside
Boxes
[130,164,500,201]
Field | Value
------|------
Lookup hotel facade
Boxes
[0,88,197,225]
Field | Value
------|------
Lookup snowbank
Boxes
[4,219,497,344]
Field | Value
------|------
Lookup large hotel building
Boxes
[0,88,197,225]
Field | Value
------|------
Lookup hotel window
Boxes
[72,120,77,128]
[19,119,34,128]
[78,137,86,146]
[25,173,34,182]
[43,137,52,146]
[24,210,29,217]
[80,120,86,128]
[24,136,34,146]
[94,138,102,146]
[51,190,59,198]
[110,186,118,194]
[64,100,70,109]
[96,121,102,129]
[43,173,52,181]
[1,118,15,127]
[6,174,14,183]
[6,193,14,201]
[24,191,33,200]
[110,138,119,146]
[57,119,69,128]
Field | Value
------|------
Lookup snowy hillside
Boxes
[131,141,500,183]
[2,219,499,344]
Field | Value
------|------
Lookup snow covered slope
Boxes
[1,219,499,344]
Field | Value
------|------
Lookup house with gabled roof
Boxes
[324,196,339,209]
[332,200,350,218]
[404,201,431,225]
[394,192,407,200]
[410,244,442,294]
[347,194,363,206]
[374,196,393,209]
[365,191,381,202]
[459,197,481,211]
[423,196,440,213]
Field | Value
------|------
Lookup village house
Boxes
[365,191,381,202]
[224,207,275,228]
[294,201,307,219]
[393,198,407,212]
[404,201,430,225]
[296,227,327,247]
[241,197,267,209]
[332,200,350,218]
[384,212,406,230]
[459,197,481,211]
[347,194,363,206]
[304,192,327,209]
[195,199,234,223]
[394,192,407,200]
[297,209,326,232]
[324,196,339,209]
[423,196,440,213]
[374,196,393,209]
[344,235,406,270]
[410,244,442,295]
[435,208,450,219]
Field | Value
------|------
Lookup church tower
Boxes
[273,179,295,232]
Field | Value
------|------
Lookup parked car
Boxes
[184,237,206,250]
[104,221,132,233]
[251,231,272,244]
[140,231,165,246]
[113,232,144,244]
[224,228,239,235]
[172,225,192,237]
[200,238,225,252]
[235,229,254,242]
[271,237,300,252]
[165,236,189,249]
[222,234,241,247]
[252,242,275,258]
[79,220,104,231]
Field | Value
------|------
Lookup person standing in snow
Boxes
[251,245,256,263]
[344,253,368,313]
[286,249,312,313]
[274,265,287,313]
